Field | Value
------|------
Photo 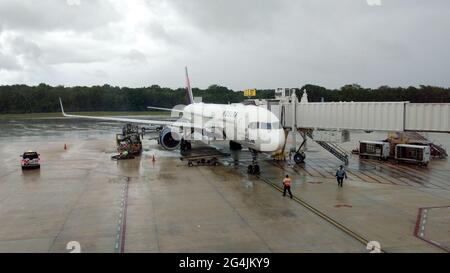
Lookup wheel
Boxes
[180,140,191,151]
[180,142,187,151]
[247,165,254,174]
[253,164,260,174]
[294,152,305,164]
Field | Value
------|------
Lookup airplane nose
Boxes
[277,129,286,150]
[258,129,285,152]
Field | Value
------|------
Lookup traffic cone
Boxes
[64,144,67,150]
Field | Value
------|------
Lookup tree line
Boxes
[0,83,449,114]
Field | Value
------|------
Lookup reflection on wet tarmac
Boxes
[0,117,168,140]
[0,117,449,252]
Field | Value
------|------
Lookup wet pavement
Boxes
[0,118,449,252]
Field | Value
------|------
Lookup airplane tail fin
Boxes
[185,66,194,104]
[59,97,67,116]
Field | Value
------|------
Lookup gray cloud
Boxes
[0,52,21,71]
[123,49,148,64]
[146,22,177,45]
[0,0,119,32]
[9,36,42,59]
[0,0,449,89]
[167,0,286,35]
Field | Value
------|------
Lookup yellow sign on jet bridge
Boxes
[244,89,256,97]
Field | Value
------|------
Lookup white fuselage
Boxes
[180,103,285,152]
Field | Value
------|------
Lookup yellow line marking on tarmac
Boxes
[256,174,386,253]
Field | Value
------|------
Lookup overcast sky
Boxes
[0,0,449,90]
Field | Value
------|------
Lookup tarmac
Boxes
[0,119,448,253]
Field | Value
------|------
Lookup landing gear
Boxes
[247,164,260,175]
[247,149,260,175]
[180,139,192,151]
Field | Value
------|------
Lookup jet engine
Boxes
[158,127,181,150]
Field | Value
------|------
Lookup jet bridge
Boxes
[251,89,450,164]
[257,89,450,133]
[270,101,450,133]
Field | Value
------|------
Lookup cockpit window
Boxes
[261,122,281,129]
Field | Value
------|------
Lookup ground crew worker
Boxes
[282,174,293,199]
[335,165,347,187]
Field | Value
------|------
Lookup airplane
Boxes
[59,67,286,174]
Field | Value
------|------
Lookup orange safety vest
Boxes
[283,178,292,187]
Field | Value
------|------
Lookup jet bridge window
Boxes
[249,122,280,129]
[259,122,280,129]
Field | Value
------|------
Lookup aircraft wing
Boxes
[147,106,183,113]
[147,106,214,119]
[59,98,192,128]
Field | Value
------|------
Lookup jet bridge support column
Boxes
[291,129,310,164]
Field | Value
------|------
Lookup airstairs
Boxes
[402,132,448,159]
[315,141,349,165]
[304,131,350,165]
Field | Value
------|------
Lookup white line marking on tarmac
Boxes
[430,240,441,246]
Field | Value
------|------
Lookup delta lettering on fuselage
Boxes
[223,111,238,118]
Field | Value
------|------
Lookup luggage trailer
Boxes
[359,141,390,160]
[395,144,431,166]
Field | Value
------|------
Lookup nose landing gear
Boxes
[247,149,260,175]
[247,163,260,175]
